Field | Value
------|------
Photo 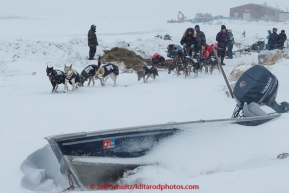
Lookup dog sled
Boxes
[166,44,204,77]
[233,39,265,56]
[250,38,265,52]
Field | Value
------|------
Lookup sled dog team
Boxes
[166,44,220,78]
[46,57,158,93]
[46,46,219,93]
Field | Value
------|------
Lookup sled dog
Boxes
[137,64,158,83]
[64,64,81,92]
[95,61,124,87]
[80,57,101,86]
[46,66,65,93]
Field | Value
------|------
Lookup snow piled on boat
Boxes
[20,145,68,191]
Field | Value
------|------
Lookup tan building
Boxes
[279,12,289,22]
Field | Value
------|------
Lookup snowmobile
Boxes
[45,65,287,191]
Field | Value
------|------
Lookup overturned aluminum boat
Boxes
[45,114,279,190]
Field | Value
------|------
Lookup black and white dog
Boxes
[46,66,65,93]
[203,56,220,74]
[80,65,99,86]
[80,57,101,86]
[137,64,158,83]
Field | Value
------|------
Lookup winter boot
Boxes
[228,52,233,59]
[221,57,225,65]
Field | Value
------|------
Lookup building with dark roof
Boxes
[230,3,283,21]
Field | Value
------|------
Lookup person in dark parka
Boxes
[88,24,99,60]
[180,28,197,56]
[277,30,287,50]
[194,25,206,55]
[268,28,279,50]
[216,25,229,65]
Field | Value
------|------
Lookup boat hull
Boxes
[62,155,146,190]
[45,114,280,190]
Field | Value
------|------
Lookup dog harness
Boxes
[66,70,80,84]
[102,63,119,77]
[81,65,99,79]
[143,65,158,76]
[49,69,65,84]
[209,56,217,66]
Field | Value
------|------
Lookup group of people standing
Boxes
[87,23,237,66]
[88,25,287,65]
[86,23,235,66]
[180,25,206,57]
[267,28,287,50]
[86,23,287,66]
[179,24,234,65]
[216,25,235,65]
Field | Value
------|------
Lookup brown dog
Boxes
[63,64,81,92]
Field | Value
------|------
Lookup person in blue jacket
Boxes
[167,44,184,58]
[266,30,272,49]
[268,28,279,50]
[227,29,235,59]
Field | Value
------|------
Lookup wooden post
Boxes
[212,46,234,99]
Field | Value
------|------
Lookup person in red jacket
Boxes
[151,53,165,66]
[203,44,213,57]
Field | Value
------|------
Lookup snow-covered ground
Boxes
[1,1,289,192]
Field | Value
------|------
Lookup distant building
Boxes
[279,12,289,22]
[230,3,283,21]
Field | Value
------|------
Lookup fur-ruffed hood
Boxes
[183,28,196,37]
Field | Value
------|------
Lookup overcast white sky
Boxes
[0,0,288,20]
